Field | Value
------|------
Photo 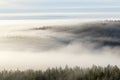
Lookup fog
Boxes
[0,19,120,70]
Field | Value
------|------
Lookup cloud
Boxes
[0,12,120,19]
[26,20,120,50]
[0,20,120,70]
[1,20,120,52]
[52,21,120,47]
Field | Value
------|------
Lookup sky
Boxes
[0,0,120,19]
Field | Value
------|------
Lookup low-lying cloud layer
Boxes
[1,20,120,54]
[29,20,120,49]
[0,20,120,70]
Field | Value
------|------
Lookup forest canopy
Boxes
[0,65,120,80]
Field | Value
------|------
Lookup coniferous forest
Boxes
[0,65,120,80]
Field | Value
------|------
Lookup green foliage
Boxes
[0,65,120,80]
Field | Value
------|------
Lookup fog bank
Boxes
[0,20,120,70]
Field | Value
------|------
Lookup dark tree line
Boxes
[0,65,120,80]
